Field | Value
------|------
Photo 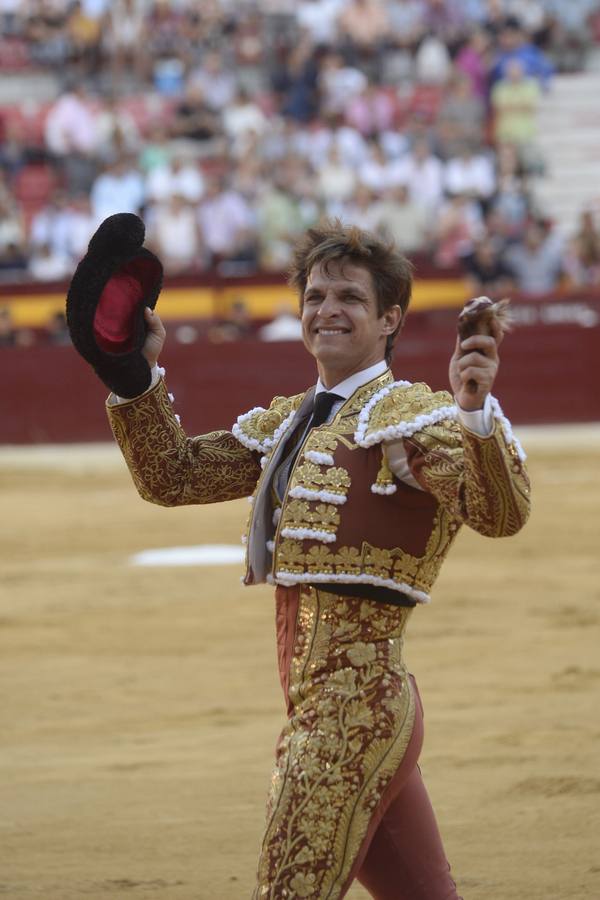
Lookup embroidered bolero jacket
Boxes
[107,369,530,605]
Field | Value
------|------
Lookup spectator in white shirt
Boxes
[187,50,237,113]
[387,0,427,47]
[28,242,72,282]
[259,304,303,341]
[90,155,145,222]
[63,194,97,262]
[395,138,444,213]
[444,143,496,206]
[318,144,357,204]
[332,184,380,232]
[30,192,96,264]
[295,0,347,45]
[222,88,268,158]
[334,124,369,168]
[146,154,205,205]
[414,34,452,84]
[29,191,73,258]
[358,140,406,194]
[147,193,203,275]
[94,94,141,163]
[318,52,368,117]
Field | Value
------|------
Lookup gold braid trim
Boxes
[407,419,531,538]
[107,378,261,506]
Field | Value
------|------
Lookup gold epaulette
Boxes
[354,380,458,448]
[232,392,305,454]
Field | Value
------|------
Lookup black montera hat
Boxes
[66,213,163,398]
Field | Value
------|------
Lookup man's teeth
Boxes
[318,328,346,335]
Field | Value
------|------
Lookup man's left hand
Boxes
[449,322,503,411]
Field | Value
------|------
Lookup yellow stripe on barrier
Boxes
[2,279,469,327]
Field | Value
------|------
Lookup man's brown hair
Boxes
[289,220,413,363]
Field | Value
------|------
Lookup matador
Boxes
[68,216,530,899]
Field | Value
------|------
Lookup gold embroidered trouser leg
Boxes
[254,586,418,900]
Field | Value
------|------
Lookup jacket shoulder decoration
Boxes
[232,392,305,460]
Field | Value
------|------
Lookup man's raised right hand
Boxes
[142,306,166,368]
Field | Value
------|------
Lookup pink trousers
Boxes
[271,586,462,900]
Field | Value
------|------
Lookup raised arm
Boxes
[405,317,530,537]
[107,308,261,506]
[404,414,530,537]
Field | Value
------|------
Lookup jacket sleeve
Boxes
[404,417,531,538]
[106,377,262,507]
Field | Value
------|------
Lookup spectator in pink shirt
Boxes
[344,85,397,138]
[197,176,257,270]
[455,27,492,100]
[44,84,97,157]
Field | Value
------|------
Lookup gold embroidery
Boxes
[293,461,351,497]
[364,546,395,575]
[275,539,443,594]
[303,431,339,455]
[280,499,341,535]
[362,383,454,443]
[409,419,531,538]
[276,539,305,573]
[306,545,337,573]
[107,380,261,506]
[255,587,415,899]
[334,547,363,577]
[236,393,304,448]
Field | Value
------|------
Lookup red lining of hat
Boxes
[93,257,161,354]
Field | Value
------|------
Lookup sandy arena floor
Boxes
[1,428,599,900]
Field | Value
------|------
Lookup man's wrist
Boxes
[455,393,494,437]
[108,364,162,406]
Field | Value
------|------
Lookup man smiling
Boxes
[106,220,530,899]
[301,260,402,385]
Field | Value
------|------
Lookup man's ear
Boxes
[382,304,403,334]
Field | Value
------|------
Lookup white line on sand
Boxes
[130,545,245,567]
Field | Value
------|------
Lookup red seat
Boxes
[0,101,52,147]
[0,37,31,72]
[13,164,58,216]
[408,84,443,122]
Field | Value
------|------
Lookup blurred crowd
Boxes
[1,0,600,303]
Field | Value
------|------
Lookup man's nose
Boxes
[317,292,341,317]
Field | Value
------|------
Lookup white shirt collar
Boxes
[315,359,389,400]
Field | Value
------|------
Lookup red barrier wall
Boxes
[2,291,599,443]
